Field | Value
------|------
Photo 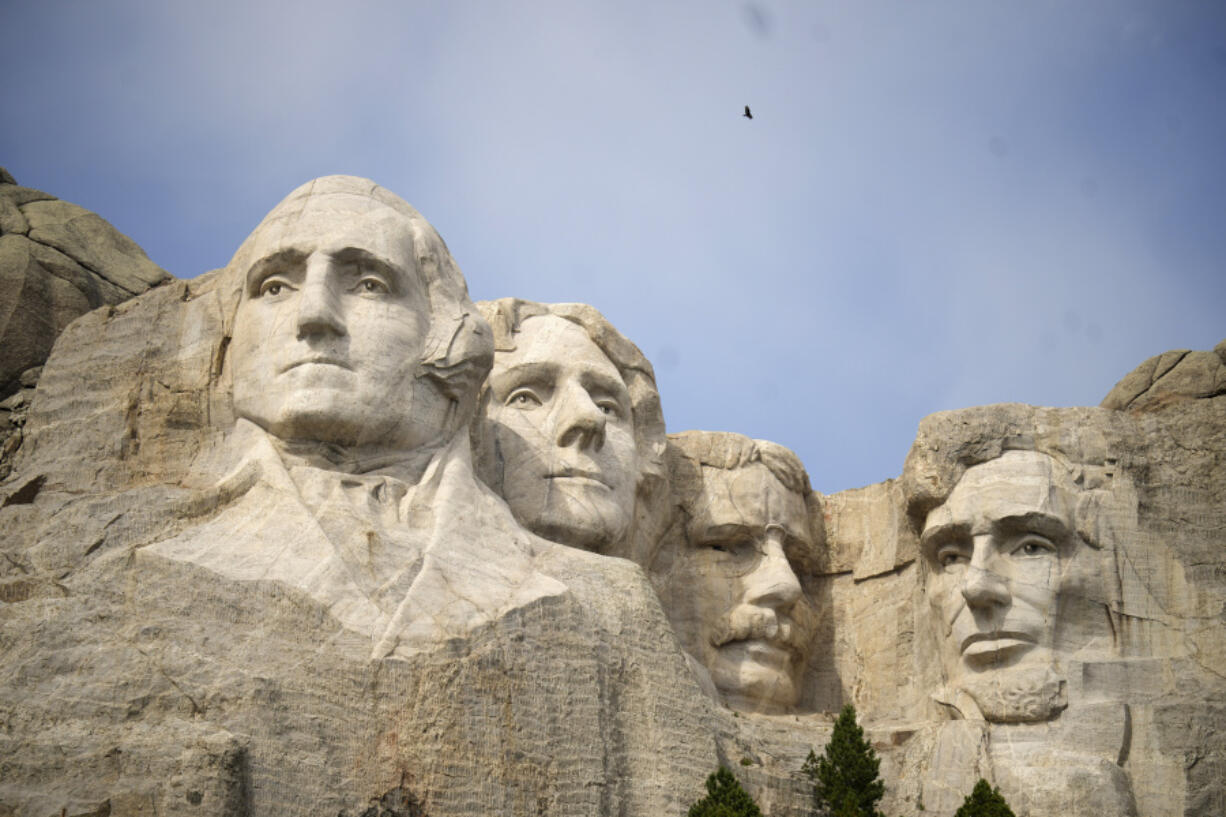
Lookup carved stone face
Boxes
[481,315,639,551]
[670,462,816,712]
[921,451,1078,692]
[230,192,434,450]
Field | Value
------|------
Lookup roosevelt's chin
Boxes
[712,645,799,714]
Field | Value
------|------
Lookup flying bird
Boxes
[743,105,753,120]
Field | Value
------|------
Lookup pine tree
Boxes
[687,766,763,817]
[953,779,1016,817]
[802,704,885,817]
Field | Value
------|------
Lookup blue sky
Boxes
[3,1,1224,492]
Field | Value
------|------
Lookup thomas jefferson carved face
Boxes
[668,462,816,713]
[921,451,1080,718]
[230,191,439,451]
[480,315,640,552]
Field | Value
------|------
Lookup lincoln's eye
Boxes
[266,283,282,296]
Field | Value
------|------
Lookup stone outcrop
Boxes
[0,167,170,479]
[1,174,1222,817]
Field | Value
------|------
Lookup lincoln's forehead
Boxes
[926,451,1075,532]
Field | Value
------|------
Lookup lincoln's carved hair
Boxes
[901,413,1124,552]
[221,176,493,428]
[474,298,666,489]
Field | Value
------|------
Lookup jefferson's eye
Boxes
[358,277,389,294]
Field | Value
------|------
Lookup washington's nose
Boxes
[296,255,346,339]
[744,536,802,610]
[961,537,1010,608]
[554,382,606,451]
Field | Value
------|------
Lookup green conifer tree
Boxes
[802,704,885,817]
[953,779,1016,817]
[687,766,763,817]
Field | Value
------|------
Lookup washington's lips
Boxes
[280,356,351,373]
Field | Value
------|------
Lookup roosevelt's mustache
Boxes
[710,607,802,654]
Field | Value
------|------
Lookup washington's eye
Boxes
[258,277,292,297]
[506,389,542,409]
[1013,536,1056,557]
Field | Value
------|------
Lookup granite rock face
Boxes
[0,168,170,480]
[1,175,1223,817]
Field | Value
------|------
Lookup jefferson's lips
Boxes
[546,469,610,488]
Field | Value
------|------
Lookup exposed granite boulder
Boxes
[0,168,171,395]
[1101,340,1226,412]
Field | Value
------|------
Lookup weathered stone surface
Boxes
[1101,341,1226,411]
[0,171,170,397]
[1,175,1222,816]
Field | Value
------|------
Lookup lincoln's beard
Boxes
[957,662,1067,723]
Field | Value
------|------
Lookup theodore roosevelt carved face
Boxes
[920,450,1082,721]
[658,432,818,714]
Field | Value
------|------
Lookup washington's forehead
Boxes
[497,315,619,375]
[244,197,417,258]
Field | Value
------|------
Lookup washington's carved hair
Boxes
[220,176,494,426]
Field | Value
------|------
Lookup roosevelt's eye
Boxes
[1013,536,1056,558]
[506,389,542,409]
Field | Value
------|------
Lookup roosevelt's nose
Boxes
[554,380,606,451]
[960,535,1010,609]
[296,254,347,339]
[743,534,802,611]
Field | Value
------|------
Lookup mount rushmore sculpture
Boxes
[1,174,1223,816]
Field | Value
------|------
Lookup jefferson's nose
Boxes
[554,381,606,451]
[961,536,1010,609]
[296,254,346,339]
[743,535,802,611]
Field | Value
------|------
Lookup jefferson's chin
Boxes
[528,493,630,553]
